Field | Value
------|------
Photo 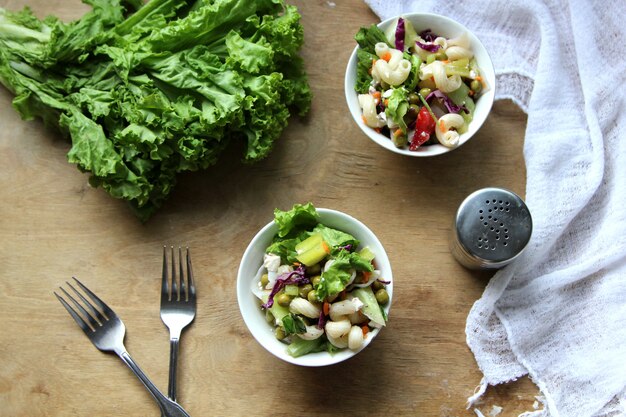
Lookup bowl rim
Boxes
[236,207,393,367]
[344,12,496,157]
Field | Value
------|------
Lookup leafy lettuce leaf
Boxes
[282,313,306,335]
[266,203,319,262]
[404,51,421,91]
[385,87,409,133]
[354,23,390,52]
[355,48,376,94]
[354,24,390,94]
[315,249,374,301]
[0,0,311,221]
[273,202,319,238]
[310,224,359,249]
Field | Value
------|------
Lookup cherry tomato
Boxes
[409,106,436,151]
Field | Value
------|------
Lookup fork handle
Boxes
[118,350,192,417]
[168,337,180,401]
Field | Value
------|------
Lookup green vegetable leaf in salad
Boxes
[315,249,374,301]
[266,237,300,264]
[355,48,377,94]
[335,249,375,272]
[385,87,409,133]
[268,203,361,263]
[266,223,362,265]
[282,313,306,335]
[309,223,359,249]
[273,202,319,238]
[354,23,390,52]
[404,51,421,91]
[0,0,311,221]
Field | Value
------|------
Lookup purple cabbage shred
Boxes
[377,279,391,285]
[262,265,309,309]
[419,29,439,42]
[426,90,468,114]
[316,309,327,329]
[415,41,440,53]
[395,17,405,51]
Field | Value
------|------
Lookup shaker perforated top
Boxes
[453,188,532,269]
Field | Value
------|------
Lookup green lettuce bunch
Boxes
[0,0,311,220]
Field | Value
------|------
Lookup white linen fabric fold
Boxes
[364,1,626,416]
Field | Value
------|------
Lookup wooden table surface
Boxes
[0,0,539,415]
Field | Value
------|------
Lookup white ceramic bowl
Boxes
[236,208,393,367]
[345,13,495,157]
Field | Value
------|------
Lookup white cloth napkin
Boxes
[364,1,626,416]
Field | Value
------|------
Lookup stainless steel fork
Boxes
[160,246,196,403]
[55,278,192,417]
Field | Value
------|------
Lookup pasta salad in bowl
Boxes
[345,13,495,156]
[237,203,393,366]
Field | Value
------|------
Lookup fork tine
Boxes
[72,277,115,319]
[179,247,187,301]
[162,245,169,300]
[170,246,178,301]
[55,291,92,334]
[186,247,196,298]
[66,281,104,325]
[60,286,100,329]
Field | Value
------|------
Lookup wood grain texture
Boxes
[0,0,538,416]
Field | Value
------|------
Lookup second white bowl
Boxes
[345,13,496,157]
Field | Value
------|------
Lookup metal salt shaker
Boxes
[450,187,532,270]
